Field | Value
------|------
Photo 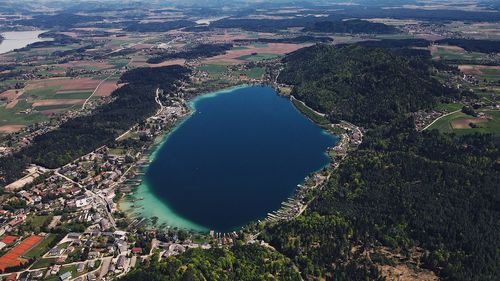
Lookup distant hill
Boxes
[278,44,457,127]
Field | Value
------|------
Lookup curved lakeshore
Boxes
[0,30,50,54]
[121,85,337,232]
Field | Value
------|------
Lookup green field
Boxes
[252,43,269,48]
[242,67,265,79]
[236,53,281,61]
[291,98,330,126]
[0,100,47,126]
[435,102,464,112]
[27,215,52,229]
[109,58,129,69]
[24,86,61,99]
[23,87,92,100]
[31,258,57,269]
[55,91,93,99]
[427,111,470,133]
[198,64,228,77]
[34,104,76,111]
[434,46,485,61]
[427,110,500,135]
[478,68,500,82]
[454,110,500,135]
[232,46,249,50]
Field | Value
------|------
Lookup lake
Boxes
[121,85,337,232]
[0,30,50,54]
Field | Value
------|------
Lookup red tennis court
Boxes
[0,235,43,271]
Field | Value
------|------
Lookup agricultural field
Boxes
[430,45,485,61]
[198,64,228,78]
[435,102,464,112]
[428,110,500,135]
[241,66,265,79]
[459,65,500,82]
[446,21,500,40]
[0,77,119,133]
[203,43,307,64]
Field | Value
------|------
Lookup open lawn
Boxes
[27,215,52,229]
[435,102,464,112]
[31,258,57,269]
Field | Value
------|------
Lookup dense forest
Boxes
[436,38,500,53]
[147,43,232,64]
[119,244,301,281]
[263,119,499,280]
[267,44,499,280]
[124,20,196,32]
[0,66,190,185]
[321,6,500,22]
[278,44,458,127]
[211,17,396,34]
[17,32,81,51]
[305,19,399,34]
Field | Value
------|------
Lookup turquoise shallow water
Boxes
[121,85,337,232]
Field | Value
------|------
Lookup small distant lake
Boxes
[121,85,337,232]
[0,30,50,54]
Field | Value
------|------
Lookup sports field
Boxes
[0,235,43,271]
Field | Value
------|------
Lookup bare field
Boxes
[451,117,489,129]
[131,43,154,50]
[0,89,23,103]
[459,65,500,75]
[205,43,308,64]
[0,124,26,134]
[32,99,85,107]
[95,81,122,97]
[5,99,19,109]
[379,264,438,281]
[26,78,100,91]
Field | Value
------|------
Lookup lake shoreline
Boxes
[119,84,337,233]
[0,30,50,55]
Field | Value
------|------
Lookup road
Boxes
[81,71,119,110]
[422,109,461,131]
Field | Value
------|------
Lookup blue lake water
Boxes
[122,85,336,232]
